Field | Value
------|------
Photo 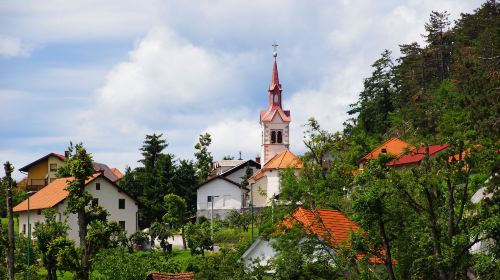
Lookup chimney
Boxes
[255,156,261,164]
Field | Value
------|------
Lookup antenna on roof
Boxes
[238,151,242,160]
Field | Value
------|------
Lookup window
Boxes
[119,199,125,209]
[119,221,125,230]
[50,163,57,171]
[271,130,283,144]
[277,131,283,143]
[96,183,100,190]
[37,210,42,215]
[274,94,279,104]
[207,196,212,203]
[271,131,276,143]
[22,224,26,235]
[381,148,387,154]
[92,198,99,207]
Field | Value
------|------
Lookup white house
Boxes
[13,172,138,244]
[197,160,260,219]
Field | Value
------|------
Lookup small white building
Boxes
[197,160,260,219]
[13,172,138,244]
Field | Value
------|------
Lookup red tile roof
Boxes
[361,138,413,163]
[249,150,302,181]
[386,144,449,166]
[145,272,194,280]
[284,208,392,264]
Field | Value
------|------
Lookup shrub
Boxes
[92,248,181,280]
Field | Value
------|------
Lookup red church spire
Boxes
[268,43,282,108]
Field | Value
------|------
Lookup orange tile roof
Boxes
[284,208,392,264]
[13,173,101,212]
[361,138,413,162]
[145,272,194,280]
[249,150,303,181]
[111,168,123,180]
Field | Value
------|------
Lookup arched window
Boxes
[271,131,276,143]
[277,131,283,143]
[274,94,279,104]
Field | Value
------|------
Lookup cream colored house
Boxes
[18,152,123,191]
[19,153,66,190]
[13,172,138,244]
[248,150,302,208]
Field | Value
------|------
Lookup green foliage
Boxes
[185,221,213,255]
[225,210,251,231]
[163,194,187,230]
[150,221,173,252]
[192,239,256,280]
[194,133,213,182]
[33,209,69,280]
[119,134,199,227]
[91,248,181,280]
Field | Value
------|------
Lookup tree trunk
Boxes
[378,219,397,280]
[77,208,90,280]
[181,226,187,250]
[5,162,15,280]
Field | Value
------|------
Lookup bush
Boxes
[92,248,181,280]
[185,221,213,255]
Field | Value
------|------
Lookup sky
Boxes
[0,0,484,179]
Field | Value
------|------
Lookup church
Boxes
[196,49,302,218]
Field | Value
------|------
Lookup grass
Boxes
[1,217,19,235]
[37,268,74,280]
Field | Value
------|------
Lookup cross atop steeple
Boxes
[272,42,279,59]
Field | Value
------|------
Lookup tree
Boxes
[351,157,399,280]
[222,155,234,160]
[424,11,451,83]
[3,162,15,280]
[33,209,69,280]
[173,159,198,214]
[163,194,188,249]
[149,221,173,252]
[348,50,395,136]
[194,133,213,182]
[139,133,168,170]
[185,220,213,255]
[62,142,120,280]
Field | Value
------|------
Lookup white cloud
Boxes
[204,119,261,160]
[0,35,31,57]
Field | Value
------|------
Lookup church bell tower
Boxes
[259,44,291,166]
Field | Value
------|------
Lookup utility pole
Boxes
[26,190,36,280]
[250,183,254,241]
[210,195,219,249]
[4,162,15,280]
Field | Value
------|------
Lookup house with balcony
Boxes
[19,152,123,191]
[19,153,66,191]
